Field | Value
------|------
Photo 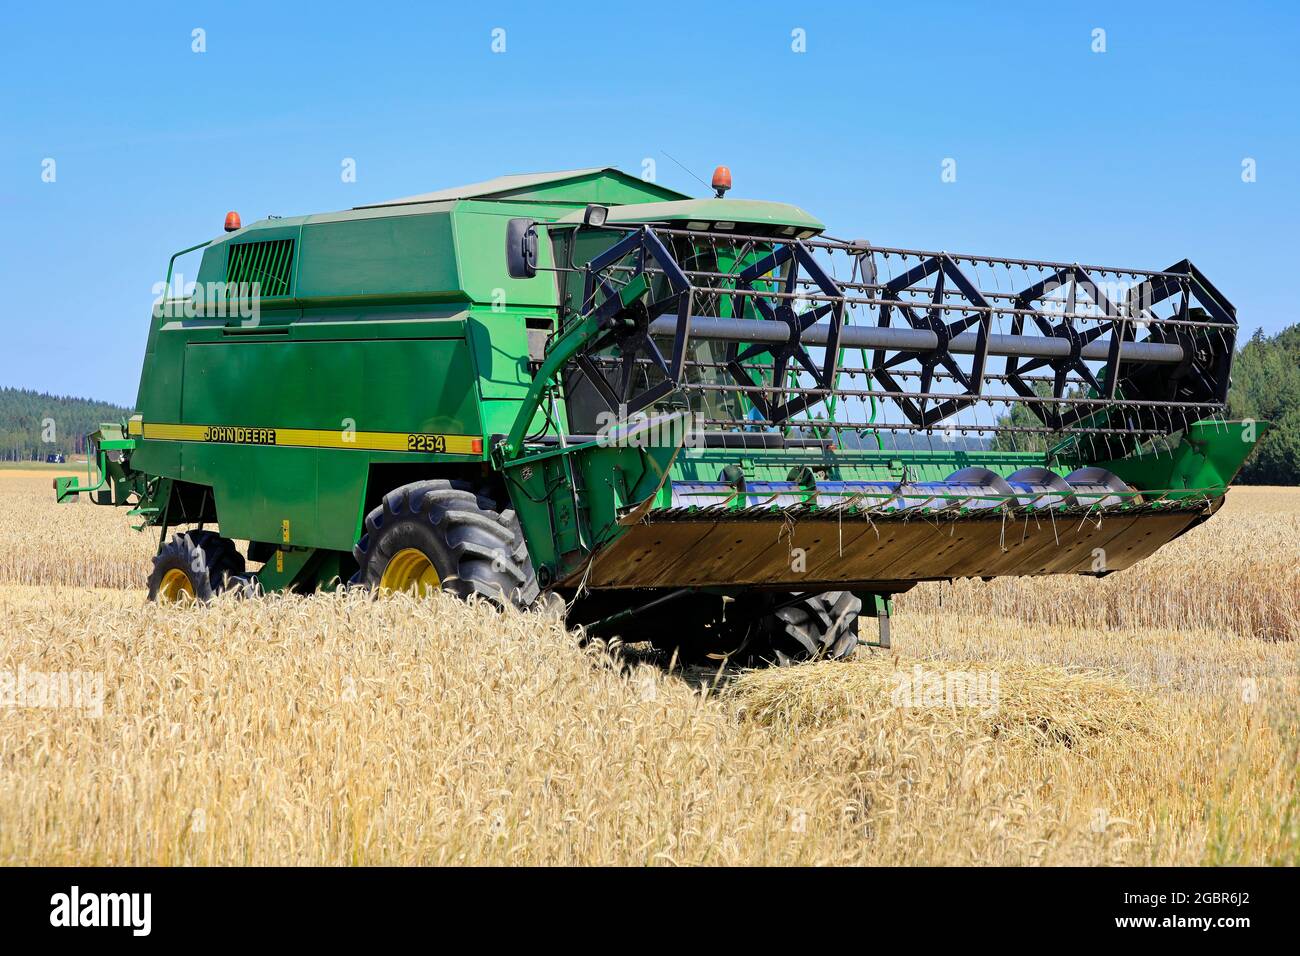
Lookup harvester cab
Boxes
[56,165,1264,665]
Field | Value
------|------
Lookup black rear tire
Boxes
[640,590,861,667]
[722,590,863,665]
[753,591,862,665]
[352,479,539,609]
[147,530,246,603]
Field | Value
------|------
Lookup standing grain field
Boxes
[1,472,1296,865]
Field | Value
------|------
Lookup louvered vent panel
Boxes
[225,239,294,297]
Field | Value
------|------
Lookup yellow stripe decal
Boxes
[140,423,482,456]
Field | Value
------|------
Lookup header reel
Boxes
[546,223,1235,465]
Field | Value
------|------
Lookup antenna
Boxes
[660,150,711,193]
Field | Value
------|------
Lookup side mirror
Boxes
[506,218,538,279]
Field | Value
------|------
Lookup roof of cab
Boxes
[220,169,822,237]
[355,167,688,209]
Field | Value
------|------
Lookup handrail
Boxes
[160,239,214,310]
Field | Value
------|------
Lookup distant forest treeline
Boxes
[0,387,133,461]
[1228,325,1300,485]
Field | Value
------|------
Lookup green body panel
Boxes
[249,547,349,594]
[297,211,460,302]
[1096,420,1268,498]
[131,314,488,550]
[500,438,682,579]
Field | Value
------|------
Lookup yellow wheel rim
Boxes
[380,548,441,596]
[159,567,195,602]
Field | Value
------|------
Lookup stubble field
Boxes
[0,473,1295,865]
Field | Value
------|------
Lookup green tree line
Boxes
[0,387,133,461]
[989,323,1298,484]
[1228,324,1300,484]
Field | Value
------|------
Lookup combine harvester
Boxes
[57,166,1262,663]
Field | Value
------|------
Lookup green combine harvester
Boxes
[57,166,1262,664]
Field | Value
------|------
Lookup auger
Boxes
[56,166,1264,664]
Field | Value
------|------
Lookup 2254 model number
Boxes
[406,433,448,453]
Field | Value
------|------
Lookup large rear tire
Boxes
[147,530,246,603]
[352,480,539,609]
[707,590,857,665]
[645,590,861,667]
[751,591,862,665]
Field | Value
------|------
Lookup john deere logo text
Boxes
[203,426,276,445]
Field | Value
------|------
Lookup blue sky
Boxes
[2,0,1297,406]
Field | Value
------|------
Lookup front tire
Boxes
[147,530,246,603]
[352,480,539,609]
